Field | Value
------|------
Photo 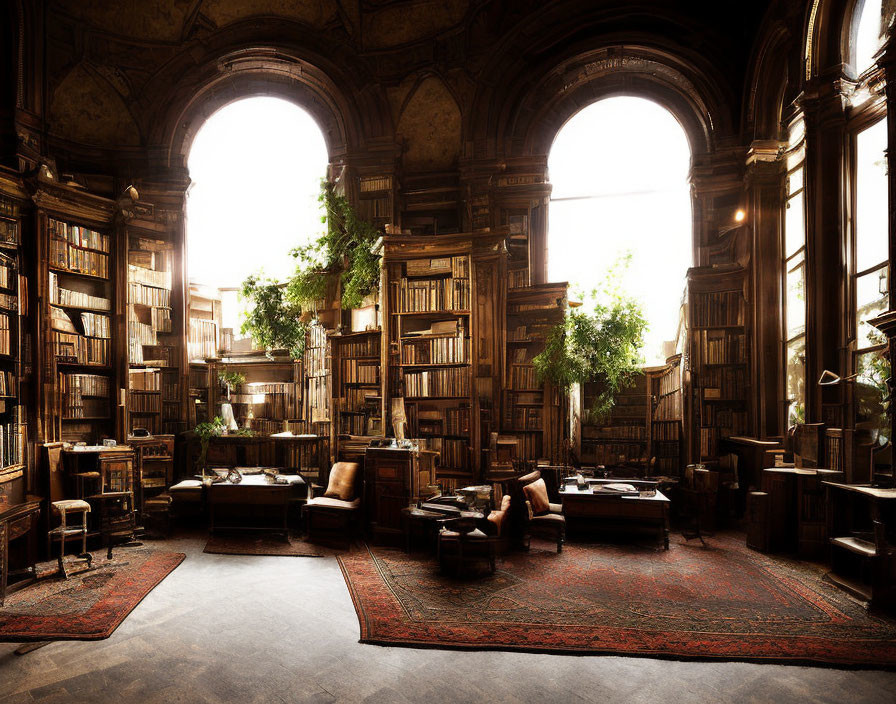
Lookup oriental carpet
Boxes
[338,534,896,666]
[0,547,184,641]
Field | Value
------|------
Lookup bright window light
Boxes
[548,96,693,365]
[855,0,884,75]
[187,97,328,291]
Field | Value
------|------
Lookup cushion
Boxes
[548,502,563,514]
[487,495,512,535]
[306,496,360,511]
[531,512,565,524]
[523,478,551,515]
[52,499,91,513]
[170,480,202,491]
[518,470,541,485]
[324,462,360,501]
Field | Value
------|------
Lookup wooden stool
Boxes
[47,499,93,578]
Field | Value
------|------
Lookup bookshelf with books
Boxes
[687,266,751,463]
[188,283,221,362]
[188,362,212,427]
[647,354,684,477]
[333,330,383,443]
[0,177,28,496]
[357,174,394,233]
[33,181,119,444]
[577,374,649,470]
[125,214,183,436]
[303,322,332,439]
[502,283,568,468]
[381,231,507,480]
[216,358,302,436]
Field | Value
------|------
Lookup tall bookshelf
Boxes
[381,231,507,482]
[577,374,649,470]
[687,266,750,463]
[333,330,382,439]
[35,182,119,444]
[357,175,394,232]
[126,219,181,435]
[503,283,568,465]
[216,358,302,436]
[188,362,211,427]
[0,179,27,500]
[188,283,220,362]
[648,354,684,477]
[303,322,332,438]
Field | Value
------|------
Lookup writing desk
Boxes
[559,483,670,549]
[207,474,306,536]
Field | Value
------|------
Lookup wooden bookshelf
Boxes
[125,209,183,436]
[187,283,220,362]
[188,362,212,427]
[501,283,568,469]
[647,354,684,477]
[215,357,302,436]
[357,175,394,233]
[333,330,382,441]
[303,322,332,438]
[577,374,649,470]
[687,266,751,463]
[0,178,28,499]
[381,230,507,482]
[34,181,119,445]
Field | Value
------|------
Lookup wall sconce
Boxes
[734,209,746,223]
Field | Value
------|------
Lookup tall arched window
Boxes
[547,97,692,364]
[784,116,807,426]
[854,0,884,75]
[186,97,328,348]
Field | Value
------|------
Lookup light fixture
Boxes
[734,209,746,223]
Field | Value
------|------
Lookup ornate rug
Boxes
[0,547,184,642]
[338,535,896,666]
[203,534,322,557]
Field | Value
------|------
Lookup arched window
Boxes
[853,0,885,75]
[547,97,692,364]
[186,97,328,348]
[784,116,807,426]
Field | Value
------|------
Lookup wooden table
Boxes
[560,483,670,549]
[207,475,306,536]
[762,466,843,556]
[1,497,41,606]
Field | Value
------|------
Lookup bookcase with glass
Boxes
[42,201,118,444]
[0,188,27,485]
[647,354,684,476]
[687,266,750,463]
[503,283,568,466]
[126,222,181,436]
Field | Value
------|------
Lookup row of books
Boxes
[405,256,469,279]
[507,407,543,431]
[0,260,14,289]
[509,364,539,390]
[49,218,110,253]
[129,368,160,391]
[691,331,747,366]
[403,367,470,397]
[129,241,172,271]
[651,420,681,441]
[188,319,217,361]
[653,393,682,421]
[52,331,108,365]
[394,277,470,312]
[129,282,170,307]
[305,330,330,376]
[507,322,554,341]
[308,324,328,349]
[49,273,111,310]
[128,265,172,290]
[141,344,177,367]
[508,268,529,289]
[701,405,748,431]
[654,365,682,398]
[340,359,379,385]
[700,366,748,399]
[128,321,156,362]
[344,387,379,413]
[360,176,392,193]
[581,444,647,466]
[400,335,468,365]
[582,423,646,440]
[337,335,379,358]
[50,239,109,278]
[0,418,25,469]
[0,313,10,355]
[0,369,14,396]
[424,437,469,471]
[129,391,161,414]
[307,376,330,423]
[339,414,377,435]
[59,373,110,419]
[81,311,111,338]
[408,404,471,437]
[0,292,15,312]
[691,290,745,328]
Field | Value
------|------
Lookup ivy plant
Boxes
[534,255,648,417]
[239,274,309,359]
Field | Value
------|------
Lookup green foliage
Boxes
[218,370,245,389]
[534,255,648,416]
[194,417,225,473]
[239,274,309,359]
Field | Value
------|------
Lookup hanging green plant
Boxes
[194,416,225,476]
[239,274,309,359]
[534,255,648,417]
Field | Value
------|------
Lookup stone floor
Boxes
[1,532,895,704]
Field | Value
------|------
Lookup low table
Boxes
[559,483,670,549]
[207,475,306,536]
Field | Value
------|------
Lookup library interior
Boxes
[4,1,896,702]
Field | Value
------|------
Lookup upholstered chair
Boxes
[303,461,361,548]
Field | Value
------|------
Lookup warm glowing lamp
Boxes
[734,209,746,223]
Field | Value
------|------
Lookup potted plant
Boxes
[218,370,245,400]
[534,256,647,418]
[194,417,225,481]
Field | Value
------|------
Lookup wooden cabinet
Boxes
[363,446,432,545]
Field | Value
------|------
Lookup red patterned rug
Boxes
[338,535,896,666]
[0,547,184,642]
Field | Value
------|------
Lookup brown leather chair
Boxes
[517,470,565,552]
[303,462,361,549]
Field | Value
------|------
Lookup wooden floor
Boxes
[1,532,895,704]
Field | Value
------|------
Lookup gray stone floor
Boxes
[1,532,896,704]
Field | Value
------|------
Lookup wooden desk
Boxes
[762,467,843,557]
[559,484,670,549]
[200,434,330,484]
[824,481,896,609]
[0,497,41,606]
[207,475,306,535]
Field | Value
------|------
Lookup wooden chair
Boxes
[303,461,361,549]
